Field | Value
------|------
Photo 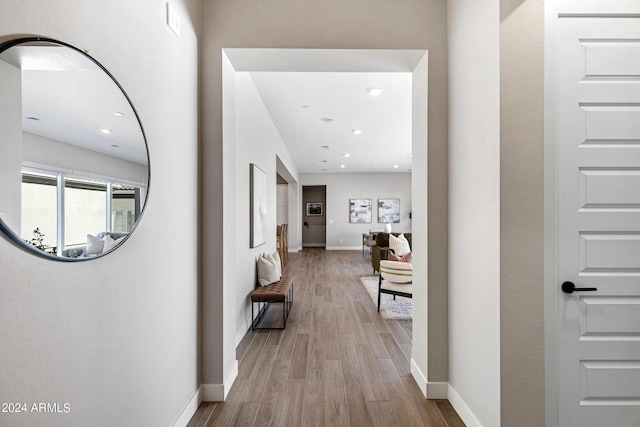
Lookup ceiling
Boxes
[5,47,420,174]
[250,71,412,174]
[226,49,424,175]
[1,44,148,165]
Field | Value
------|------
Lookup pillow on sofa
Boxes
[257,254,280,286]
[85,234,104,255]
[388,249,412,263]
[389,233,411,256]
[102,234,126,253]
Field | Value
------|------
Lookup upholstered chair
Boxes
[378,260,413,312]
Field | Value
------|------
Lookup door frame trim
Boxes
[544,1,561,426]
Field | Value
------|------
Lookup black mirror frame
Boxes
[0,36,150,262]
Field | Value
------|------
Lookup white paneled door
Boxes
[555,9,640,427]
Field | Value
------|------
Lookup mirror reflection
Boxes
[0,38,149,260]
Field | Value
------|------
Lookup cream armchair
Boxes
[378,260,413,312]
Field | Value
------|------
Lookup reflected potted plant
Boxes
[25,227,57,255]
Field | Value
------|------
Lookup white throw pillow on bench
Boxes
[257,252,281,286]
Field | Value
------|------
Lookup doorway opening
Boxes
[302,185,326,248]
[222,47,436,399]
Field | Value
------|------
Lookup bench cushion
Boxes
[251,275,293,302]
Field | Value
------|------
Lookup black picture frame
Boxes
[306,202,323,216]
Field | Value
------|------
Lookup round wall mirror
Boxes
[0,37,149,261]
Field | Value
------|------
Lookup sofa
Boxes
[371,232,412,273]
[62,231,129,258]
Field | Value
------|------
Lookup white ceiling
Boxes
[1,45,148,165]
[250,71,413,174]
[226,49,424,175]
[5,47,421,174]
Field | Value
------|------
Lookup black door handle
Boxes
[562,281,598,294]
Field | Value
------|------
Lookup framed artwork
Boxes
[306,202,323,216]
[349,199,372,223]
[378,198,400,223]
[250,163,267,248]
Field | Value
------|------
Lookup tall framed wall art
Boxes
[250,163,267,248]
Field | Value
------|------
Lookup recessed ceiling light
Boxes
[343,153,351,158]
[340,164,346,169]
[111,144,119,148]
[100,128,111,134]
[321,145,331,149]
[393,164,399,169]
[302,105,310,109]
[367,87,383,96]
[321,117,334,123]
[113,112,124,117]
[322,169,327,171]
[351,129,362,135]
[321,160,328,163]
[26,116,40,121]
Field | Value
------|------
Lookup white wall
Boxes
[300,173,411,249]
[23,132,148,185]
[231,71,300,347]
[0,59,22,230]
[447,0,501,425]
[276,184,288,225]
[0,1,201,426]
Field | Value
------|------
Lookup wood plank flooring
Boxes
[188,248,464,427]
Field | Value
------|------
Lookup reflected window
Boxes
[64,177,107,248]
[20,168,145,254]
[112,184,140,233]
[21,171,58,250]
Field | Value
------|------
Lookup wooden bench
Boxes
[250,275,294,330]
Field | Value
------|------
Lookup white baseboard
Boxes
[411,359,428,397]
[201,360,239,402]
[172,386,202,427]
[325,246,362,250]
[410,359,448,399]
[447,384,483,427]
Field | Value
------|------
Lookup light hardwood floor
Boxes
[188,248,464,427]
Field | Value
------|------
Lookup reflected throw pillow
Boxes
[102,234,125,252]
[85,234,104,255]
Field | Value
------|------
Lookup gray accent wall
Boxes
[500,0,545,425]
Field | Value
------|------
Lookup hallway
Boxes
[188,249,463,426]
